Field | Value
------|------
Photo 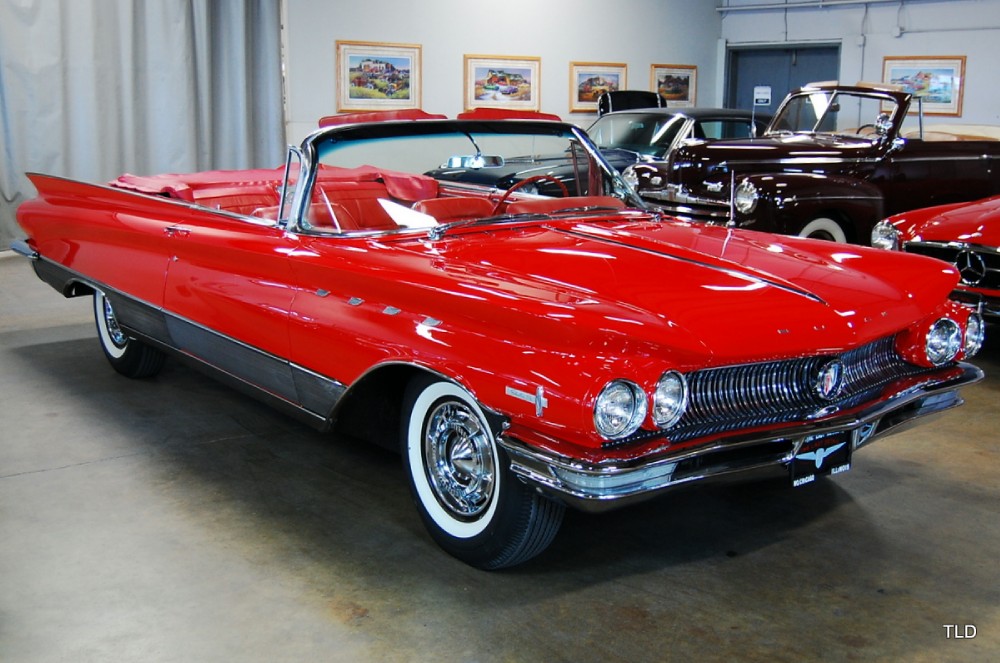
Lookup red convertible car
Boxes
[873,194,1000,318]
[14,118,985,569]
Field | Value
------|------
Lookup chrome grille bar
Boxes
[620,334,931,447]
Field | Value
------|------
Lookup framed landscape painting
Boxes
[651,64,696,107]
[336,40,422,112]
[882,55,965,116]
[464,55,541,112]
[569,62,626,113]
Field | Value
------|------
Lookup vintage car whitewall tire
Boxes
[401,375,565,569]
[93,291,165,378]
[798,217,848,243]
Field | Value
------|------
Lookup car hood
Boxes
[386,216,958,368]
[899,195,1000,247]
[674,133,876,170]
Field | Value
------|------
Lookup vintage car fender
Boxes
[732,172,885,243]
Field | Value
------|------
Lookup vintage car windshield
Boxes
[767,90,899,138]
[589,114,687,157]
[298,122,640,232]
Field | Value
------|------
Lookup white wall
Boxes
[282,0,723,144]
[721,0,1000,124]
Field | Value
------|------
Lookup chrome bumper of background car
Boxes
[499,363,982,512]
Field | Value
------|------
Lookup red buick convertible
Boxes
[14,118,985,569]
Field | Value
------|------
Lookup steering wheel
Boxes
[492,175,569,214]
[856,124,876,135]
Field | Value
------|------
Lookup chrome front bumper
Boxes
[499,363,983,512]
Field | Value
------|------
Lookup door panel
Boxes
[162,212,297,398]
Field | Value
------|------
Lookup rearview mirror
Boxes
[445,154,505,169]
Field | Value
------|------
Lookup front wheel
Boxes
[94,291,166,378]
[401,376,564,569]
[798,216,848,243]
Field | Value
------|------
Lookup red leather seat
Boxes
[313,181,399,231]
[412,197,495,223]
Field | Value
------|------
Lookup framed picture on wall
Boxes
[464,55,541,112]
[650,64,697,107]
[569,62,627,113]
[882,55,965,116]
[336,40,422,112]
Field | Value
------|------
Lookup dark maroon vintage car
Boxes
[625,82,1000,244]
[873,194,1000,319]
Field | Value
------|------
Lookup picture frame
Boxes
[464,55,541,112]
[650,64,697,107]
[882,55,966,116]
[569,62,627,113]
[336,40,422,112]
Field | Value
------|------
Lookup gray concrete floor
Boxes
[1,249,997,663]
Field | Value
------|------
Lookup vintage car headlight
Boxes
[594,379,648,440]
[965,311,985,357]
[871,220,900,250]
[733,179,758,215]
[926,318,962,365]
[652,371,688,428]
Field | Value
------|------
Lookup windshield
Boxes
[295,121,642,234]
[767,90,899,137]
[589,113,687,157]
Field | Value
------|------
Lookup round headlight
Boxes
[964,311,985,357]
[734,179,758,215]
[622,165,640,189]
[926,318,962,365]
[871,220,900,251]
[653,371,688,428]
[594,380,647,440]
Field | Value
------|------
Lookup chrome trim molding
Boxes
[10,240,38,259]
[27,255,348,429]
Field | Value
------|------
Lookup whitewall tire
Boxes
[401,375,564,569]
[93,291,165,378]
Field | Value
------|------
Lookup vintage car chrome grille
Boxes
[614,336,930,448]
[903,241,1000,290]
[644,185,731,224]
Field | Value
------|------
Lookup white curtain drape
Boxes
[0,0,285,248]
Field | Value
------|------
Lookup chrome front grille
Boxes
[643,185,730,223]
[613,335,929,448]
[903,241,1000,290]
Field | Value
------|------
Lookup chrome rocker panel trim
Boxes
[499,363,983,512]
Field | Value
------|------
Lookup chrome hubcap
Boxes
[424,401,496,519]
[102,297,128,347]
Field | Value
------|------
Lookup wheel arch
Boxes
[737,172,884,242]
[328,362,506,452]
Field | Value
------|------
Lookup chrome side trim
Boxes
[499,363,982,512]
[26,255,348,429]
[10,240,38,259]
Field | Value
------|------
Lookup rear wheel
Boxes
[401,375,564,569]
[798,217,848,243]
[93,291,165,378]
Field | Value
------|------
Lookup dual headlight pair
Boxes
[594,371,687,440]
[927,313,984,365]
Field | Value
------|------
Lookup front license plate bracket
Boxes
[790,430,853,487]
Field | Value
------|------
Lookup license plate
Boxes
[790,431,852,487]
